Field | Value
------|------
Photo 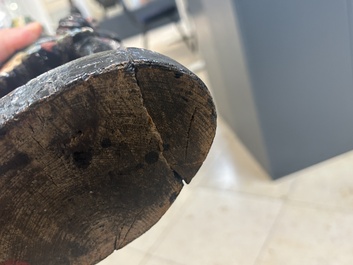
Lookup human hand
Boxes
[0,22,42,64]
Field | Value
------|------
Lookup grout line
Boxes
[140,253,186,265]
[195,177,353,213]
[252,200,287,265]
[138,252,151,265]
[194,183,288,202]
[250,189,353,265]
[285,198,353,215]
[281,172,300,202]
[285,175,298,196]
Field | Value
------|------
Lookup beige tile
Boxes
[143,255,184,265]
[97,247,146,265]
[287,151,353,210]
[150,188,282,265]
[192,120,294,198]
[256,203,353,265]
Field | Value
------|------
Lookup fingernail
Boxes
[23,22,43,39]
[25,22,42,31]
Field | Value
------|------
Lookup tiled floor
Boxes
[98,24,353,264]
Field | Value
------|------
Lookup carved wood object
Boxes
[0,48,216,264]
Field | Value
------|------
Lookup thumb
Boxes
[0,22,43,63]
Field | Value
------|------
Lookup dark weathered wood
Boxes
[0,48,216,265]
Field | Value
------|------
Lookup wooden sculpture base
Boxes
[0,48,216,265]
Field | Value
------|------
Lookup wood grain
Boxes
[0,48,216,264]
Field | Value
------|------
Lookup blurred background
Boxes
[2,0,353,264]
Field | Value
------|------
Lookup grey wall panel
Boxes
[189,0,271,173]
[234,0,353,178]
[189,0,353,179]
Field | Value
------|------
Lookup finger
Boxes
[0,22,43,63]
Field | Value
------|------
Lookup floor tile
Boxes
[97,247,146,265]
[287,151,353,210]
[256,202,353,265]
[142,255,185,265]
[150,188,282,265]
[192,120,294,198]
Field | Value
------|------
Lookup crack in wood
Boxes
[47,174,59,188]
[28,124,35,134]
[30,136,45,150]
[118,208,143,249]
[114,227,123,251]
[113,235,118,250]
[127,55,187,184]
[185,107,197,160]
[0,49,216,264]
